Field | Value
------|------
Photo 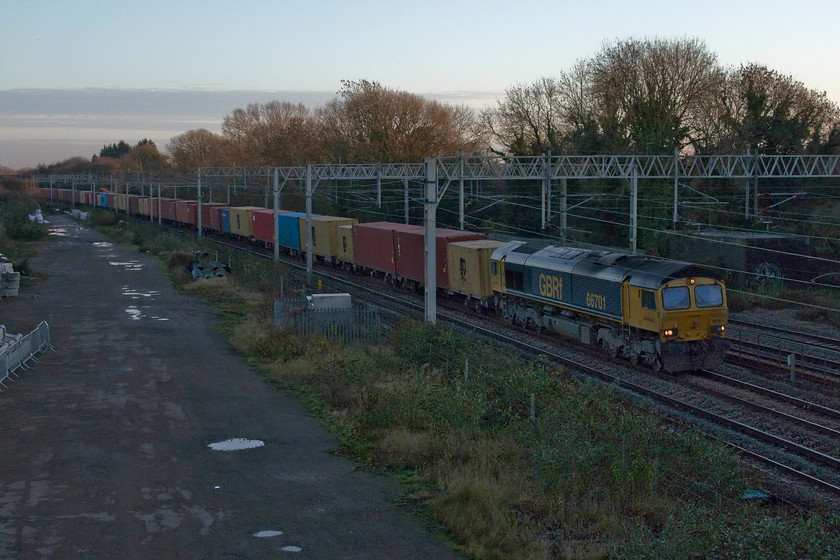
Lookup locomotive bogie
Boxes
[38,187,729,373]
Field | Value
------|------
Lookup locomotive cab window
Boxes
[662,286,690,310]
[695,284,723,308]
[505,268,525,291]
[641,289,657,310]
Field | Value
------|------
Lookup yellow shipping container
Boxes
[228,206,262,237]
[336,224,354,263]
[447,240,506,299]
[298,216,358,258]
[138,198,150,216]
[116,194,127,211]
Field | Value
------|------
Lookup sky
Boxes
[2,0,839,169]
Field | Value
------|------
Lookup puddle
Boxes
[122,286,159,299]
[125,306,169,322]
[109,261,143,271]
[49,227,70,237]
[91,241,114,248]
[282,546,302,553]
[207,438,265,451]
[253,530,283,538]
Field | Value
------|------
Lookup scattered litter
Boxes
[214,486,220,490]
[207,438,265,451]
[253,530,283,538]
[282,546,302,553]
[28,209,47,224]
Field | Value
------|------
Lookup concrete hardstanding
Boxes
[0,215,460,560]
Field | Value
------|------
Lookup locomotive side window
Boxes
[662,286,690,310]
[695,284,723,307]
[641,290,657,310]
[505,268,525,291]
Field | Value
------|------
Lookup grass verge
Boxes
[91,213,840,559]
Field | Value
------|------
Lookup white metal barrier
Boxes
[0,321,54,391]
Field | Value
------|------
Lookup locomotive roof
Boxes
[493,241,720,289]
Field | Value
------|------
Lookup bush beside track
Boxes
[68,210,840,558]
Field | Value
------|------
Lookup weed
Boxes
[84,210,840,559]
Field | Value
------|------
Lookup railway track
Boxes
[139,217,840,504]
[727,318,840,385]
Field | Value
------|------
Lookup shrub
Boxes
[0,195,47,241]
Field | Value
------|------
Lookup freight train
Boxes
[38,188,729,372]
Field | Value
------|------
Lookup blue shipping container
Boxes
[98,192,108,208]
[221,208,231,233]
[276,212,307,251]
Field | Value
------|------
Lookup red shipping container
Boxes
[395,228,487,289]
[128,195,141,214]
[208,205,228,232]
[149,197,171,218]
[353,222,423,275]
[197,203,228,229]
[160,198,178,222]
[251,209,289,244]
[175,200,198,225]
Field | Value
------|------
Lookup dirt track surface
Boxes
[0,215,459,559]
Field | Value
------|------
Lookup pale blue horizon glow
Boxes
[2,0,839,168]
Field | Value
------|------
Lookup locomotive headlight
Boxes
[711,324,725,335]
[689,278,695,285]
[664,328,678,338]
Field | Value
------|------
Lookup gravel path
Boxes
[0,215,459,560]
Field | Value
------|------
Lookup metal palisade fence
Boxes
[274,298,382,345]
[1,321,54,391]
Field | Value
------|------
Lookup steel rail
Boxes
[703,371,840,420]
[136,216,840,496]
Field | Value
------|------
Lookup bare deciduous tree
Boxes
[590,37,721,153]
[222,101,321,166]
[712,64,840,154]
[168,129,232,171]
[317,80,480,163]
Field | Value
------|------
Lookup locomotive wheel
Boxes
[651,357,664,373]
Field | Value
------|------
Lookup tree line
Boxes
[35,37,840,176]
